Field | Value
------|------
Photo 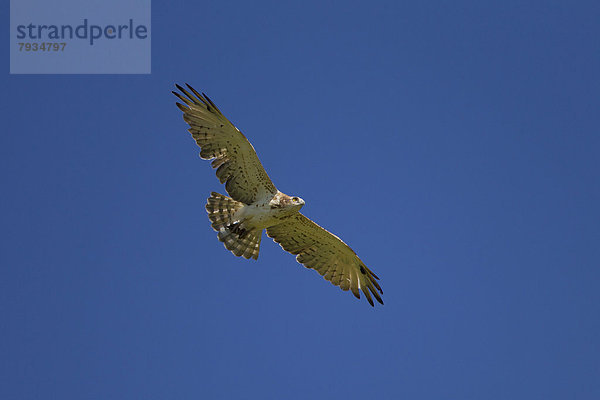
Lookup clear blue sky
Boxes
[2,1,599,399]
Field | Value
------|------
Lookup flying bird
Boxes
[173,84,383,306]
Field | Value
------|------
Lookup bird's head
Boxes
[291,196,305,210]
[271,192,305,215]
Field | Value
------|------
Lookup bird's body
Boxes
[236,191,305,232]
[173,84,384,306]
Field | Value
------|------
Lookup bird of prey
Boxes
[173,84,383,306]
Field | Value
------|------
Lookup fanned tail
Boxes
[205,192,262,260]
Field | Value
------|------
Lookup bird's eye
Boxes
[293,197,298,202]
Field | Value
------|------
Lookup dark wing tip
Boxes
[374,292,384,305]
[186,83,204,99]
[175,102,189,112]
[202,92,222,113]
[174,83,204,106]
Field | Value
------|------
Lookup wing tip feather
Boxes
[175,102,189,112]
[363,289,375,306]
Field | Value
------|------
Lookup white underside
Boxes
[233,203,281,230]
[234,199,302,231]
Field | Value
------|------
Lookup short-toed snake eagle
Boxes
[173,84,383,306]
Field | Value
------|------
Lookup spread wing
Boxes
[173,84,278,204]
[266,214,383,306]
